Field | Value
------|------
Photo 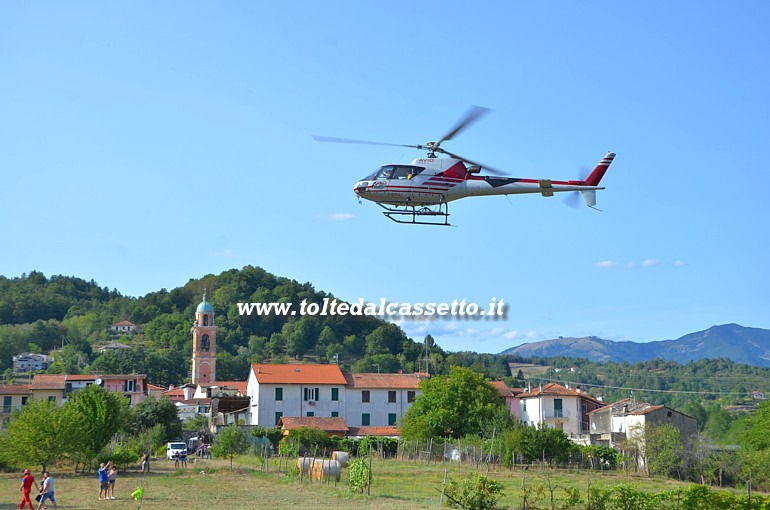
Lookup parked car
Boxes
[166,441,187,460]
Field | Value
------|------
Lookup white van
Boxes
[166,441,187,460]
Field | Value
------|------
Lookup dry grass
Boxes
[1,456,760,509]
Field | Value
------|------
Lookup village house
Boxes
[518,382,605,436]
[12,353,54,373]
[343,372,423,427]
[109,320,139,334]
[588,398,698,459]
[247,364,348,426]
[0,384,31,424]
[245,364,424,430]
[489,380,523,419]
[28,373,148,407]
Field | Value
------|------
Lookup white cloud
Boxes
[503,330,520,340]
[641,259,659,267]
[526,331,538,339]
[594,260,618,268]
[329,213,355,221]
[674,260,686,266]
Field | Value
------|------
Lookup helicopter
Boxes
[313,106,615,226]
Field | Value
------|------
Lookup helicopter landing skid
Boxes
[377,203,452,226]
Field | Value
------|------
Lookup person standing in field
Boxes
[98,462,110,500]
[107,463,118,499]
[36,471,58,510]
[19,468,40,510]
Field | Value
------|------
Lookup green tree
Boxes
[401,366,504,440]
[0,399,79,472]
[645,423,684,479]
[738,400,770,451]
[211,425,250,470]
[130,397,182,442]
[67,384,130,468]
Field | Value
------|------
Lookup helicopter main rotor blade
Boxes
[436,105,491,146]
[439,148,507,176]
[312,135,423,150]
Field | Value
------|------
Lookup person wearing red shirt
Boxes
[19,469,40,510]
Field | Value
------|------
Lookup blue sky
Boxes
[2,2,769,354]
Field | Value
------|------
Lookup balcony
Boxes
[543,409,571,420]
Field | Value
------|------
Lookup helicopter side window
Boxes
[374,166,396,180]
[391,166,413,180]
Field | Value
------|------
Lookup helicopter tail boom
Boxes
[584,152,616,186]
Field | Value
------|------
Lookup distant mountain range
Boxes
[499,324,770,367]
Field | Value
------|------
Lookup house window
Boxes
[275,387,283,401]
[21,397,28,406]
[407,390,416,403]
[201,334,210,352]
[48,396,56,404]
[362,413,370,426]
[388,391,396,403]
[275,412,283,425]
[521,400,527,412]
[554,399,563,418]
[362,390,370,403]
[331,411,339,417]
[388,413,397,426]
[331,387,339,401]
[125,380,136,392]
[304,387,319,401]
[306,412,314,417]
[2,396,11,414]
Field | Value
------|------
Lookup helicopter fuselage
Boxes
[353,157,606,207]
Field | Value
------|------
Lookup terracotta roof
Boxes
[66,374,96,381]
[347,426,401,437]
[147,384,166,391]
[252,364,346,385]
[489,380,513,398]
[0,384,31,395]
[112,320,136,327]
[519,382,603,405]
[30,374,66,390]
[344,372,422,389]
[278,416,349,433]
[163,388,185,397]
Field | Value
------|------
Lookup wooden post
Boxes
[440,467,448,505]
[748,470,752,505]
[367,453,372,496]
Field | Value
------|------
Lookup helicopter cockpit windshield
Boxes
[363,165,426,181]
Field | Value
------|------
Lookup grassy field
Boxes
[0,456,759,509]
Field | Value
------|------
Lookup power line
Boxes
[537,377,755,397]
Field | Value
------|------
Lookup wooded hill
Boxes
[0,267,512,386]
[4,266,770,434]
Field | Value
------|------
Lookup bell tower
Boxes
[191,289,217,385]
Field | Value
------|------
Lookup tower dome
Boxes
[196,290,214,313]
